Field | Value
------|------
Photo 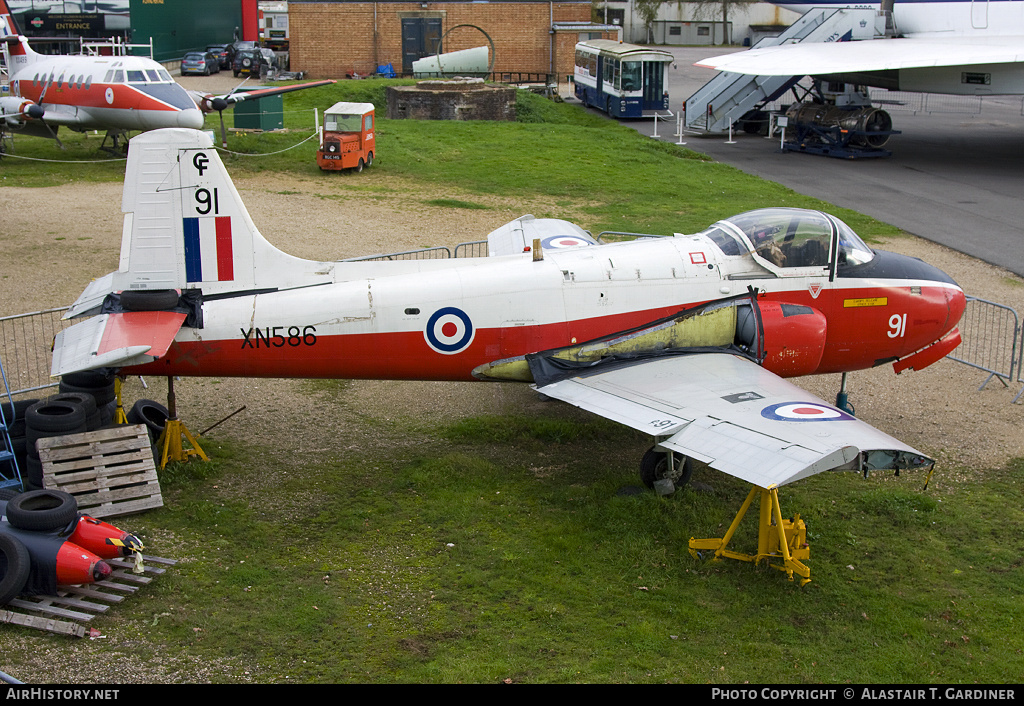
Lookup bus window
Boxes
[621,62,641,91]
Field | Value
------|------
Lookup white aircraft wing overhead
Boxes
[487,214,598,257]
[533,351,932,488]
[697,37,1024,77]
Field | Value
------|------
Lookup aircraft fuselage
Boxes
[131,233,964,383]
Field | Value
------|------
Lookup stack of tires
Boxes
[15,371,117,489]
[0,489,80,605]
[58,371,117,427]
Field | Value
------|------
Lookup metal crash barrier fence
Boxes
[944,296,1024,402]
[0,308,70,397]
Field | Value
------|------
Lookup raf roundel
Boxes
[541,235,592,250]
[425,307,475,355]
[760,402,854,422]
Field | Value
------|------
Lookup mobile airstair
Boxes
[0,355,22,491]
[683,7,889,134]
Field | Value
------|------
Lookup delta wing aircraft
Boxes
[699,0,1024,96]
[0,1,331,149]
[51,128,966,509]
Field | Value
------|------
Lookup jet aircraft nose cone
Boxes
[946,283,967,330]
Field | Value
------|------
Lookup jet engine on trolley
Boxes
[785,102,895,149]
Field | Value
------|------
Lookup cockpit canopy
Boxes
[701,208,875,269]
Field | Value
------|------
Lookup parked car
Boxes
[181,51,220,76]
[205,44,230,70]
[232,48,275,77]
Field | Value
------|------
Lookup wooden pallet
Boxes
[37,424,163,518]
[0,555,176,638]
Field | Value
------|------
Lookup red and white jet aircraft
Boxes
[51,128,966,494]
[0,1,331,148]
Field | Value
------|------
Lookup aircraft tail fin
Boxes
[0,0,20,37]
[98,129,334,306]
[1,0,34,61]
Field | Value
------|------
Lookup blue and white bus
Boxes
[573,40,672,118]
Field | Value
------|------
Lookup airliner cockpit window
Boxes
[126,70,146,83]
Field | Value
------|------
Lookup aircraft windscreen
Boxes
[702,226,745,256]
[834,218,875,266]
[723,209,832,269]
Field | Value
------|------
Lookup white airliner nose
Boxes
[177,108,205,129]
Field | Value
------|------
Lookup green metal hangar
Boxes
[287,1,619,85]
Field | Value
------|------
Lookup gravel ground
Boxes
[1,87,1023,680]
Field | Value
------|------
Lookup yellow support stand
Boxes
[113,376,129,425]
[155,376,208,469]
[689,485,812,586]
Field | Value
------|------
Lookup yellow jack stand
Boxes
[689,485,812,586]
[155,376,208,469]
[113,376,129,425]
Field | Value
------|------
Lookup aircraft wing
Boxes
[487,215,598,257]
[193,80,336,113]
[51,311,186,377]
[697,36,1024,77]
[532,351,932,488]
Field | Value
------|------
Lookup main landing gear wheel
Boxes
[639,446,693,490]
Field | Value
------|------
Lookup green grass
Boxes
[21,415,1017,684]
[1,82,1013,683]
[2,81,897,241]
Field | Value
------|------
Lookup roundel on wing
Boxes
[541,235,592,250]
[425,307,475,355]
[760,402,854,422]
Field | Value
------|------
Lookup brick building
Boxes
[288,1,619,86]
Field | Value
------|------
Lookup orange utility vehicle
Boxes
[317,102,375,172]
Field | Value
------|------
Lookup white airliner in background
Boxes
[699,0,1024,95]
[0,0,332,149]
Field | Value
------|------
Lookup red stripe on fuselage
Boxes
[19,81,181,112]
[127,283,962,382]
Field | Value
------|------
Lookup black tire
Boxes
[5,489,79,532]
[61,370,113,389]
[25,400,86,434]
[355,159,364,173]
[120,289,178,312]
[0,534,31,605]
[127,399,169,441]
[639,446,693,490]
[47,393,100,431]
[60,370,115,405]
[366,152,373,167]
[1,398,39,427]
[0,486,20,501]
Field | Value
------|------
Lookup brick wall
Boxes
[290,2,594,80]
